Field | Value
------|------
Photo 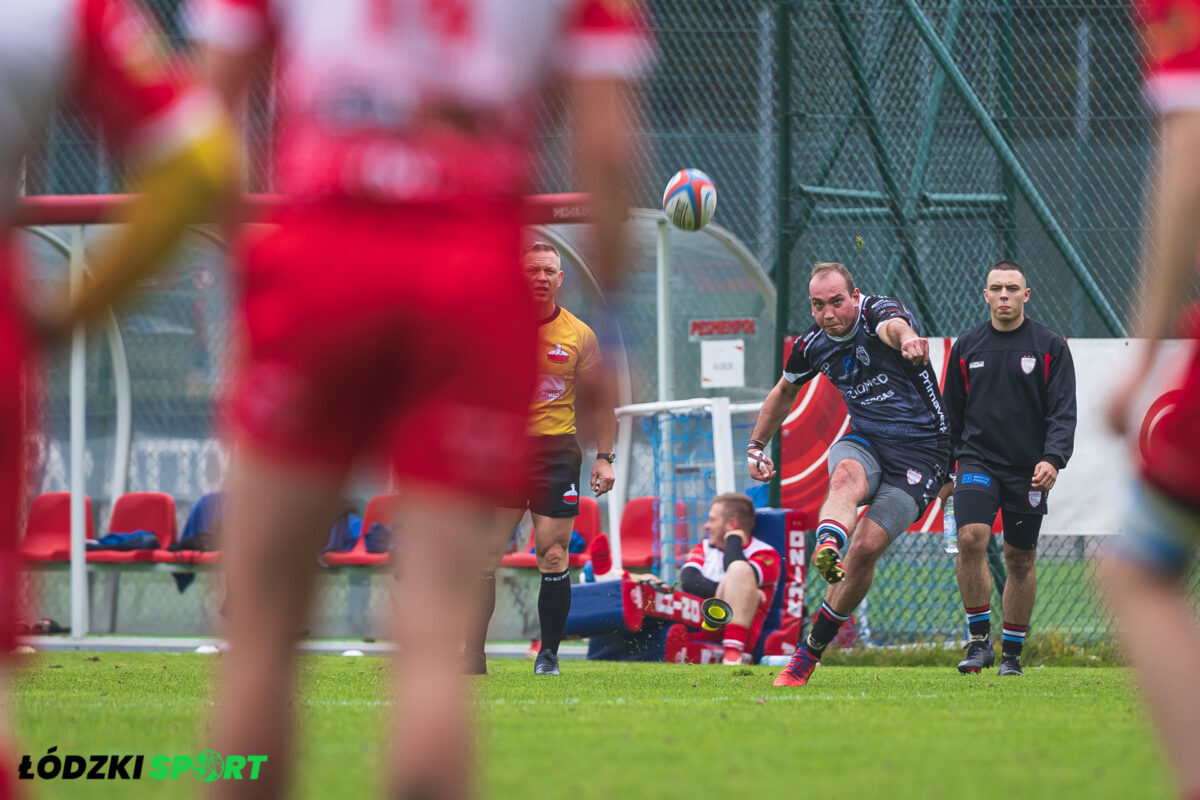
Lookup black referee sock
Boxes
[537,569,572,655]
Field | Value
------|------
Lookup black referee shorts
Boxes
[505,434,583,518]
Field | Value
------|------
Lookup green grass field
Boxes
[11,653,1173,799]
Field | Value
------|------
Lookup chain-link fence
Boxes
[14,1,1175,646]
[20,1,1155,338]
[779,0,1151,338]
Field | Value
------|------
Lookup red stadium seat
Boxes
[322,493,401,566]
[500,496,602,569]
[618,497,687,569]
[88,492,177,563]
[18,492,93,562]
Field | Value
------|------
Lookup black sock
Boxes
[803,601,851,658]
[468,572,496,657]
[538,569,572,655]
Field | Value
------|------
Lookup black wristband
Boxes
[747,439,765,451]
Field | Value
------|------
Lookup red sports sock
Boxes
[590,533,612,575]
[722,623,749,663]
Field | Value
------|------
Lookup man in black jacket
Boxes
[943,261,1077,676]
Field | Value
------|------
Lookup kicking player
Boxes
[192,1,645,797]
[471,240,616,677]
[944,261,1076,676]
[678,493,780,665]
[1102,0,1200,795]
[748,262,951,687]
[0,3,236,795]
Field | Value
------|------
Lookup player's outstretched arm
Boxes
[747,378,802,481]
[878,317,929,366]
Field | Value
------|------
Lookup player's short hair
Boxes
[987,260,1026,282]
[522,240,561,270]
[712,493,756,532]
[524,240,559,256]
[810,262,855,294]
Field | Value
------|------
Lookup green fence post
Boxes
[770,0,794,509]
[829,1,936,324]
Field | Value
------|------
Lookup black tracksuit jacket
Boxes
[943,317,1077,476]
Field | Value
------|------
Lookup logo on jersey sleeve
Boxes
[906,469,923,485]
[1028,490,1043,508]
[1020,356,1036,374]
[547,344,570,364]
[563,483,579,505]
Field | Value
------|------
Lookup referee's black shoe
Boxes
[534,649,560,676]
[957,638,995,674]
[998,654,1024,676]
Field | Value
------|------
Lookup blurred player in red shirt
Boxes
[1104,2,1200,797]
[191,1,645,797]
[0,2,237,796]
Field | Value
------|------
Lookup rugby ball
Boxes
[663,168,717,232]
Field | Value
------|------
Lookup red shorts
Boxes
[1142,334,1200,509]
[225,200,538,503]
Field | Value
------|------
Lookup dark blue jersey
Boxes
[783,295,948,441]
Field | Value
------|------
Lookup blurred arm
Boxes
[572,74,638,293]
[56,109,239,332]
[1107,109,1200,433]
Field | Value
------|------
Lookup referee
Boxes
[944,261,1077,676]
[469,241,617,676]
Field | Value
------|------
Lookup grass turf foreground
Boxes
[10,653,1172,799]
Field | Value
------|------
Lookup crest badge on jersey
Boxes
[906,469,922,485]
[856,345,870,366]
[1020,355,1036,374]
[547,344,570,364]
[1028,490,1043,508]
[563,483,579,505]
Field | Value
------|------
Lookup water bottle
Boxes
[942,496,959,554]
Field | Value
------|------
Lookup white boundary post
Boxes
[611,397,763,577]
[69,226,89,638]
[710,396,735,495]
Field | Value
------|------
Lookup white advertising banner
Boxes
[1049,338,1191,536]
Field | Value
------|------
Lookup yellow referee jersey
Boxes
[529,305,602,436]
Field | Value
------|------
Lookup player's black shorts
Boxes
[506,434,582,518]
[953,462,1045,550]
[840,433,951,512]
